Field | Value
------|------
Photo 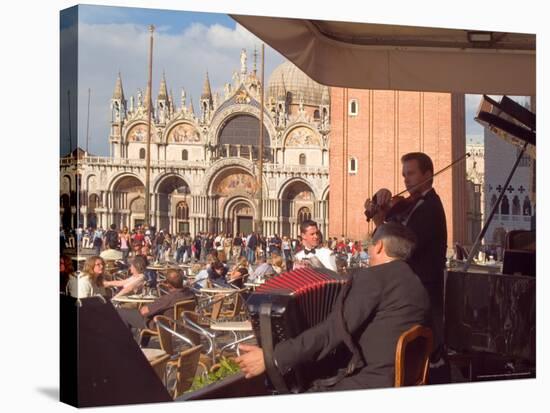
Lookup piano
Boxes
[444,95,536,382]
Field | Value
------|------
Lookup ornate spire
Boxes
[277,71,287,101]
[253,46,258,75]
[240,49,247,75]
[181,88,187,109]
[189,96,195,115]
[112,72,125,100]
[169,88,175,113]
[158,71,168,100]
[201,71,212,99]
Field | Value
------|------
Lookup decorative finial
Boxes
[253,46,258,75]
[240,48,247,75]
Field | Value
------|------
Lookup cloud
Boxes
[75,20,284,156]
[464,94,530,137]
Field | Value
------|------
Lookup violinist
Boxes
[364,152,448,377]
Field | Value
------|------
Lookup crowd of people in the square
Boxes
[59,223,377,298]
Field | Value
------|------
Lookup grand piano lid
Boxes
[475,95,536,159]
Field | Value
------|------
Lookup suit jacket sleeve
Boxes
[273,273,382,373]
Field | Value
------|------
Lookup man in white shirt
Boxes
[293,220,337,272]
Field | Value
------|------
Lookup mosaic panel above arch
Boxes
[113,175,144,193]
[287,189,313,201]
[214,172,257,196]
[126,123,158,143]
[285,126,320,147]
[167,122,201,143]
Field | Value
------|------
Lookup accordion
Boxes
[247,267,348,393]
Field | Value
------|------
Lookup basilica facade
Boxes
[60,51,331,237]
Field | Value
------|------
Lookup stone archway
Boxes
[129,197,145,229]
[223,196,256,236]
[279,180,315,237]
[210,167,257,234]
[111,175,144,229]
[156,175,190,233]
[87,193,100,229]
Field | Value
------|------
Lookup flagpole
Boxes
[256,43,265,235]
[144,25,154,228]
[86,88,91,154]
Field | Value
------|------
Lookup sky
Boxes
[60,4,286,156]
[60,4,528,156]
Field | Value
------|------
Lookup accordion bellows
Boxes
[247,267,348,392]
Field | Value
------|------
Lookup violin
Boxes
[364,152,471,223]
[364,191,423,223]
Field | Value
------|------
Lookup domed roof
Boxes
[267,61,329,107]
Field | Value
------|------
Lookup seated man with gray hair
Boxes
[236,222,431,391]
[116,268,195,342]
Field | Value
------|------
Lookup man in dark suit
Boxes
[116,269,195,335]
[364,152,447,370]
[237,223,430,390]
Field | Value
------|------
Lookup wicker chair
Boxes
[139,298,196,347]
[394,325,433,387]
[172,345,203,398]
[149,353,170,385]
[154,315,210,382]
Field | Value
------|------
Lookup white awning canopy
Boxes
[232,15,535,95]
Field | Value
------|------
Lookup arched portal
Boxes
[176,200,190,233]
[87,193,100,229]
[156,175,190,233]
[223,197,255,236]
[210,167,257,234]
[111,175,144,229]
[280,180,315,237]
[129,197,145,229]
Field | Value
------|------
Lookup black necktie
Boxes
[304,248,316,255]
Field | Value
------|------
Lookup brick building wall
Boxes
[329,88,466,251]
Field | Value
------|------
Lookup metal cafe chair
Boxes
[139,299,196,347]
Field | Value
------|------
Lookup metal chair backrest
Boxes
[180,311,203,346]
[394,325,433,387]
[173,299,197,320]
[155,315,176,356]
[173,345,203,398]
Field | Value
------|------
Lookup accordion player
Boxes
[247,267,350,393]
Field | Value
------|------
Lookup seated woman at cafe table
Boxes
[103,255,146,299]
[116,268,195,342]
[67,255,106,298]
[207,259,232,288]
[226,256,250,288]
[193,254,227,289]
